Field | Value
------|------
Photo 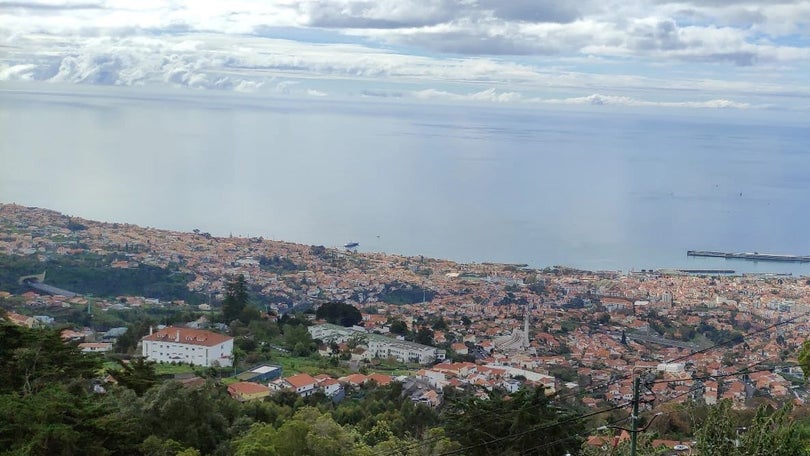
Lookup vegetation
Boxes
[0,320,449,455]
[444,386,585,455]
[378,281,435,305]
[258,256,301,274]
[695,400,806,456]
[223,274,260,324]
[315,302,362,327]
[5,316,810,456]
[0,253,203,303]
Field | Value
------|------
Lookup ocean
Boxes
[2,84,810,275]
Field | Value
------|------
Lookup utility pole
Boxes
[630,376,640,456]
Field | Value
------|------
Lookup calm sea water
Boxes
[2,85,810,275]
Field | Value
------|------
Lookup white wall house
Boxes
[308,323,445,365]
[141,326,234,367]
[368,338,445,364]
[270,373,319,397]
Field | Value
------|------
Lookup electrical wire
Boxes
[435,403,630,456]
[379,310,809,456]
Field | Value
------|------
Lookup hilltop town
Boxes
[2,202,809,418]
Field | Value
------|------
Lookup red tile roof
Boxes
[339,373,367,385]
[141,326,232,347]
[228,381,270,395]
[367,373,392,385]
[286,373,317,388]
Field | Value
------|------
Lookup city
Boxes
[3,202,809,454]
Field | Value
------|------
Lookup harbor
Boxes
[687,250,810,263]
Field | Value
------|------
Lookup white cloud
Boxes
[535,93,750,109]
[0,0,808,109]
[413,88,522,103]
[0,63,37,80]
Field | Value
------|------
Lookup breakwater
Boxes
[687,250,810,263]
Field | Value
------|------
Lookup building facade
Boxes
[141,326,233,367]
[308,323,445,365]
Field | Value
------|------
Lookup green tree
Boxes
[232,423,279,456]
[415,327,434,346]
[315,302,362,327]
[373,427,460,456]
[431,317,448,331]
[694,400,807,456]
[389,320,408,335]
[0,384,136,455]
[739,402,806,456]
[580,432,668,456]
[798,339,810,380]
[114,318,156,354]
[694,400,738,456]
[137,380,241,454]
[139,436,185,456]
[0,322,101,395]
[283,324,316,355]
[443,386,582,456]
[107,357,159,396]
[232,407,364,456]
[223,274,249,324]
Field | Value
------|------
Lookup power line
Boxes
[512,323,808,456]
[434,403,630,456]
[381,310,809,456]
[518,382,708,455]
[650,360,797,385]
[663,310,810,365]
[516,415,634,456]
[379,374,629,456]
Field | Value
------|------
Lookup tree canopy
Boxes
[315,302,362,327]
[223,274,250,323]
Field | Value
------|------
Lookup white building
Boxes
[308,323,445,365]
[368,338,445,364]
[78,342,113,353]
[657,362,685,373]
[141,326,233,367]
[270,373,319,397]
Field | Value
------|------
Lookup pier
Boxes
[687,250,810,263]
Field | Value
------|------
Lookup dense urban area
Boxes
[2,202,810,456]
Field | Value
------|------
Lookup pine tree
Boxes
[222,274,249,323]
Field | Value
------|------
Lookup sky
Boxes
[1,0,809,110]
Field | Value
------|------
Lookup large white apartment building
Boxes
[141,326,234,367]
[308,323,445,365]
[367,338,445,364]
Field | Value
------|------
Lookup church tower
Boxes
[521,303,530,350]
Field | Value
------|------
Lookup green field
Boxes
[153,363,198,376]
[268,350,349,377]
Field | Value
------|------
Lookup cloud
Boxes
[413,88,523,102]
[408,88,750,110]
[0,1,102,10]
[360,89,403,98]
[0,0,808,110]
[0,63,37,80]
[479,0,581,23]
[300,0,457,29]
[536,93,750,109]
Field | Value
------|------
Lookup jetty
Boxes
[687,250,810,263]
